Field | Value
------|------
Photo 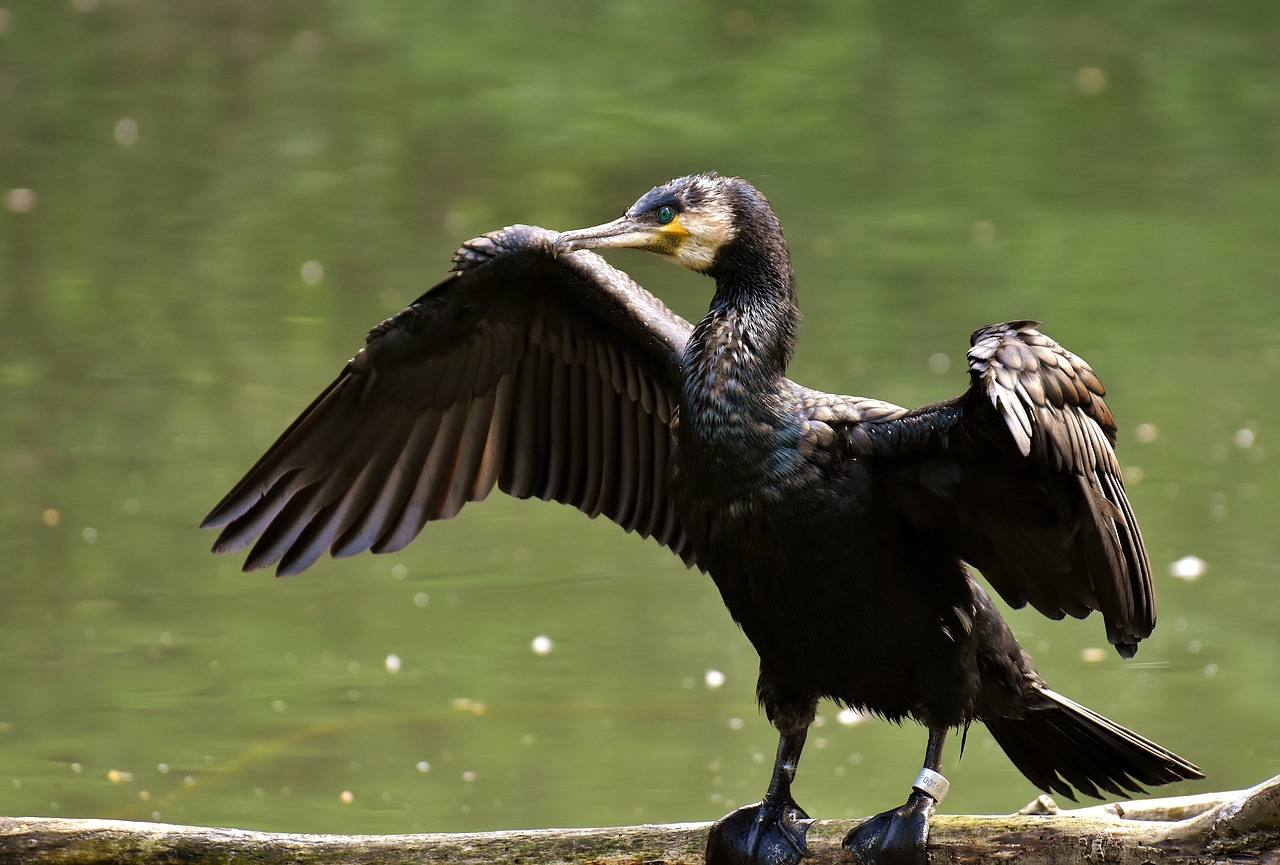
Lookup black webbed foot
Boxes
[842,789,936,865]
[706,797,811,865]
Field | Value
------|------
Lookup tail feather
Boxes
[984,687,1203,801]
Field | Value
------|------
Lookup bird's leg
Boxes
[844,727,949,865]
[705,728,811,865]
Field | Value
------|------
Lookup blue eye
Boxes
[656,205,675,224]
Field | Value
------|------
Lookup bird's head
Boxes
[554,172,746,273]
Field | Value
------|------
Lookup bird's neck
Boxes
[681,240,800,434]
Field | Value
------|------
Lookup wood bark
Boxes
[2,775,1277,864]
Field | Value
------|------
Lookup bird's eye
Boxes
[655,205,676,225]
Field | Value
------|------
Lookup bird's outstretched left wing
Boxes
[203,225,697,575]
[831,320,1152,657]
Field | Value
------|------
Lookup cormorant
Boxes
[203,173,1202,865]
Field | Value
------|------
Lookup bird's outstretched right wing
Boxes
[202,225,697,576]
[831,321,1153,657]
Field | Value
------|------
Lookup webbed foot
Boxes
[706,797,811,865]
[843,789,936,865]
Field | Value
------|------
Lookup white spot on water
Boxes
[836,708,865,726]
[300,260,325,286]
[1169,555,1206,581]
[114,117,138,146]
[6,188,37,214]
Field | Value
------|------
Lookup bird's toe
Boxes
[843,790,935,865]
[706,798,811,865]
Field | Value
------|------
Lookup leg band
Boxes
[912,767,949,802]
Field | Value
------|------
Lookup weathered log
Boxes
[2,776,1277,864]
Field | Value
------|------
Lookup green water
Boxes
[2,0,1278,836]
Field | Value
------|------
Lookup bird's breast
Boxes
[671,400,844,565]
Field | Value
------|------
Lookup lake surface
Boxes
[1,0,1278,835]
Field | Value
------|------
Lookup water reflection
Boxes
[2,0,1278,836]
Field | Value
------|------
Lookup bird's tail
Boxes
[983,686,1203,801]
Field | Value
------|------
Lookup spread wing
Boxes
[825,320,1152,657]
[202,225,698,576]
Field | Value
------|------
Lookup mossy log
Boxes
[2,775,1277,864]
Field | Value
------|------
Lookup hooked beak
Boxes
[554,215,687,258]
[554,216,650,257]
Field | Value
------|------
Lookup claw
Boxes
[844,789,936,865]
[706,798,811,865]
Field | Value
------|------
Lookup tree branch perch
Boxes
[3,776,1277,864]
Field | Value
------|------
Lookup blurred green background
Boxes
[2,0,1278,836]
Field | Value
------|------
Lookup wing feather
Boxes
[332,409,443,559]
[614,380,640,526]
[835,320,1152,656]
[204,225,698,575]
[471,372,514,499]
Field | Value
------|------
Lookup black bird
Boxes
[203,173,1202,865]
